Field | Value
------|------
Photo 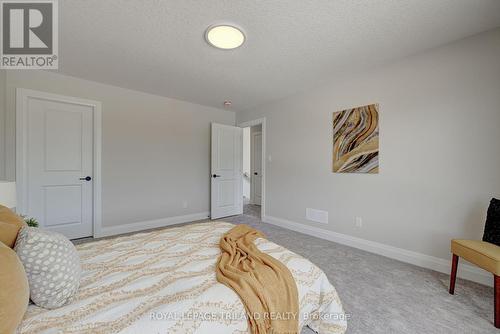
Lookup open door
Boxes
[211,123,243,219]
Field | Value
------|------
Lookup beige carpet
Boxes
[224,205,496,334]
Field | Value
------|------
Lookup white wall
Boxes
[2,70,235,228]
[237,28,500,263]
[0,70,5,180]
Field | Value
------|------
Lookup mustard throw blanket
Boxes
[216,224,299,334]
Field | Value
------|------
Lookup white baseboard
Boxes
[97,212,210,238]
[263,215,492,287]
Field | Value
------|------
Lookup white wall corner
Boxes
[96,212,210,238]
[263,215,492,287]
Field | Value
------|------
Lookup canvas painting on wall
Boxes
[332,104,379,173]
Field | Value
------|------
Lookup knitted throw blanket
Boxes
[216,224,299,334]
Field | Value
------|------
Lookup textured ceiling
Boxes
[57,0,500,111]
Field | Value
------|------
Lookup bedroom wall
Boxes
[236,28,500,266]
[2,70,235,230]
[0,70,5,180]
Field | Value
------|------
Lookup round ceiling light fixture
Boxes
[205,24,245,50]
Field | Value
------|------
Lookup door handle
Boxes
[79,176,92,181]
[212,174,221,178]
[254,172,258,175]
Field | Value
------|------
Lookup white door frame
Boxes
[238,118,266,219]
[16,88,102,237]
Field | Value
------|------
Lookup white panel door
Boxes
[251,132,262,205]
[25,98,94,239]
[211,123,243,219]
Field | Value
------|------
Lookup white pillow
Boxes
[14,227,81,309]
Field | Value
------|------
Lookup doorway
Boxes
[209,118,266,221]
[239,118,266,220]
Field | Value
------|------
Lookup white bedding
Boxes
[18,222,347,334]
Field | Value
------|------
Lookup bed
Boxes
[17,221,347,333]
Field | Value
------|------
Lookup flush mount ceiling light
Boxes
[205,25,245,50]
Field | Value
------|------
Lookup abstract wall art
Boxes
[332,104,379,173]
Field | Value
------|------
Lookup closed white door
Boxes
[23,97,94,239]
[211,123,243,219]
[251,132,262,205]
